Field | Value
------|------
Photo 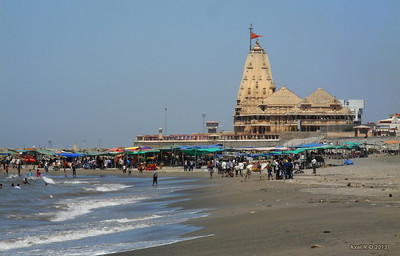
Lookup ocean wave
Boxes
[0,209,210,253]
[51,196,147,222]
[101,214,162,224]
[5,174,19,179]
[83,184,132,192]
[42,176,55,184]
[0,222,150,251]
[62,180,91,184]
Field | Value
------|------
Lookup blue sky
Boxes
[1,0,399,148]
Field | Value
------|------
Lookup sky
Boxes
[1,0,399,148]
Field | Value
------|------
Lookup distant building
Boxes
[354,125,372,137]
[339,99,365,125]
[205,121,219,133]
[374,114,400,136]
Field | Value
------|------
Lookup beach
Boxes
[2,155,400,256]
[112,155,400,256]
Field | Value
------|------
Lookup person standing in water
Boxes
[17,158,21,176]
[152,170,158,187]
[72,162,77,178]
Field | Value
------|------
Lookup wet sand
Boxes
[4,156,400,255]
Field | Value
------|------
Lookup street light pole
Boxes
[165,108,167,136]
[202,114,206,134]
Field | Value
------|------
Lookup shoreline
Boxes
[3,156,400,255]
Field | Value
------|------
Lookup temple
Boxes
[233,40,354,134]
[135,33,356,148]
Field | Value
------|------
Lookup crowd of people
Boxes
[1,151,320,182]
[205,156,307,180]
[0,154,145,174]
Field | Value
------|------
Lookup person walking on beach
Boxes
[226,160,232,177]
[190,160,195,171]
[138,163,143,174]
[274,159,280,180]
[152,170,158,186]
[234,163,239,177]
[267,160,273,180]
[216,160,222,175]
[207,161,214,178]
[238,162,244,177]
[221,160,226,177]
[285,158,293,179]
[5,163,9,176]
[311,157,317,175]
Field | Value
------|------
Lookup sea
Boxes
[0,173,211,255]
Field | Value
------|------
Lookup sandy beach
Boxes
[5,156,400,255]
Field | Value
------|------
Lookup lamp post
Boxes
[202,114,206,134]
[165,108,168,136]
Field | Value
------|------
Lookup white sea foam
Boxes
[42,176,56,184]
[84,184,131,192]
[5,174,19,179]
[51,196,146,222]
[125,234,215,251]
[0,222,150,251]
[0,209,210,252]
[102,215,162,224]
[62,180,90,184]
[90,235,215,256]
[18,234,214,256]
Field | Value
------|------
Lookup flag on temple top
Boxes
[251,32,263,39]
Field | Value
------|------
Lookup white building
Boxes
[339,99,365,124]
[375,114,400,136]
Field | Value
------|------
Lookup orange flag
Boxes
[251,32,263,39]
